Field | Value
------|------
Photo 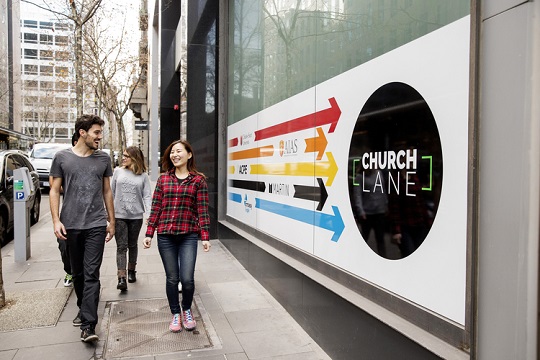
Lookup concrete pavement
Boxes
[0,206,330,360]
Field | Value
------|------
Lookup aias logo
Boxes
[278,139,298,157]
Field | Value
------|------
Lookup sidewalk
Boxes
[0,210,330,360]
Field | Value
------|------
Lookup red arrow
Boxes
[254,97,341,141]
[229,137,239,148]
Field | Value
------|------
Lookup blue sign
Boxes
[15,191,25,200]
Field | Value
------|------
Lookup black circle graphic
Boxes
[348,82,443,260]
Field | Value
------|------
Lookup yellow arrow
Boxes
[250,152,337,186]
[229,166,235,174]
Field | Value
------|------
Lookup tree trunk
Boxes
[74,22,84,117]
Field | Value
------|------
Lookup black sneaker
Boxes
[73,311,82,326]
[81,328,99,342]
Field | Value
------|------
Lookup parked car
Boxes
[0,150,41,244]
[28,143,71,189]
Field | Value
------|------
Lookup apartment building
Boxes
[18,13,82,144]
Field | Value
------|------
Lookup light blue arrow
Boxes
[255,198,344,242]
[229,192,242,203]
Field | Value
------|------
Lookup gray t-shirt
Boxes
[50,148,113,230]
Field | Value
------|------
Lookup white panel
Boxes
[227,17,470,325]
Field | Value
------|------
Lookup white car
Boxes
[28,143,71,189]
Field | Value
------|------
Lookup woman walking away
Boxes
[111,146,152,291]
[143,139,211,332]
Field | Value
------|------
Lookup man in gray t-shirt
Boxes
[49,114,115,343]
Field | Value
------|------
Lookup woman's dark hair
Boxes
[161,139,204,177]
[124,146,146,175]
[75,114,105,136]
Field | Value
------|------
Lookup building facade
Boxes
[19,16,76,143]
[147,0,540,358]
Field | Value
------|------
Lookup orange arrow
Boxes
[305,127,327,160]
[229,145,274,160]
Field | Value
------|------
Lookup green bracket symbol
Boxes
[422,156,432,191]
[352,159,360,186]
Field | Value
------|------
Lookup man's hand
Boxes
[53,221,67,240]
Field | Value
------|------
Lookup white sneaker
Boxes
[178,282,182,292]
[64,274,73,287]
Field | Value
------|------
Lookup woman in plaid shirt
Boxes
[143,140,211,332]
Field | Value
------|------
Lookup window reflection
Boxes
[229,0,469,124]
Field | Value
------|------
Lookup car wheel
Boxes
[0,211,7,245]
[31,194,41,225]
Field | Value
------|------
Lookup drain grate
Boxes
[103,298,212,359]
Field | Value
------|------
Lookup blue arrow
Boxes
[255,198,344,242]
[229,192,242,203]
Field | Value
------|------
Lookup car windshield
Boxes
[32,146,66,159]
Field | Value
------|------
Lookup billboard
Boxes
[227,17,470,325]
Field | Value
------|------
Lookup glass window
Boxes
[40,65,53,76]
[5,155,16,178]
[40,81,53,90]
[55,128,68,138]
[56,81,68,92]
[24,64,38,75]
[55,51,70,61]
[56,112,68,121]
[24,49,38,59]
[40,34,54,45]
[55,22,70,31]
[24,80,38,89]
[40,21,53,29]
[23,33,38,43]
[23,20,38,28]
[56,66,69,77]
[55,35,69,45]
[14,154,34,170]
[23,96,38,106]
[228,0,469,124]
[40,50,53,60]
[56,97,68,107]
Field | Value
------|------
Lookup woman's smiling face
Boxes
[170,142,192,168]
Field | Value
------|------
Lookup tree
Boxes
[82,5,142,158]
[21,0,103,117]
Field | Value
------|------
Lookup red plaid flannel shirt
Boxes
[145,170,210,240]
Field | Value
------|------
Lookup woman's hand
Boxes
[202,240,211,252]
[143,237,152,248]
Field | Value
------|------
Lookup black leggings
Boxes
[115,218,143,270]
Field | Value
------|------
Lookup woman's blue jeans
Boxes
[157,233,198,314]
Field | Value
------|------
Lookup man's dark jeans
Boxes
[67,226,107,330]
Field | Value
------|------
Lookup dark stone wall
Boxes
[186,0,219,238]
[159,0,181,156]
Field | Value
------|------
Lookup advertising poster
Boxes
[227,17,470,325]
